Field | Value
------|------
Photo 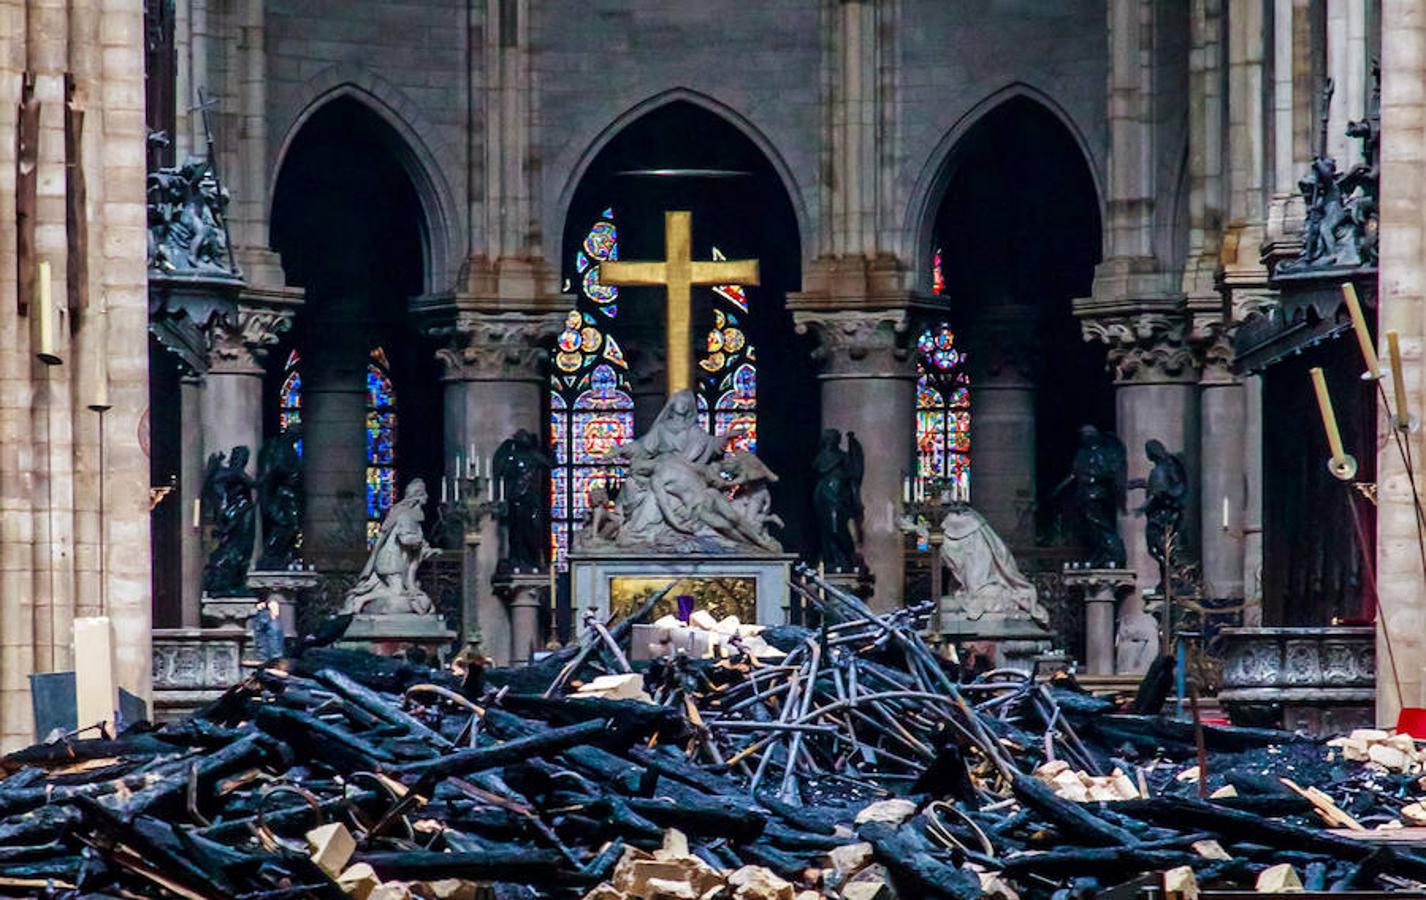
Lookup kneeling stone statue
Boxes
[939,504,1050,630]
[343,478,439,615]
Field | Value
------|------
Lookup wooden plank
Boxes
[15,72,40,317]
[64,74,88,317]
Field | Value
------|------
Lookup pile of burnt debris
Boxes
[6,581,1426,899]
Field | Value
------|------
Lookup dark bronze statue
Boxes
[1131,439,1190,572]
[256,430,303,570]
[1280,70,1380,273]
[811,428,864,569]
[494,429,554,571]
[202,446,256,596]
[147,157,236,275]
[1057,425,1127,568]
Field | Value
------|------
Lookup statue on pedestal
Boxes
[147,157,235,276]
[256,429,303,570]
[343,478,438,615]
[493,428,554,571]
[939,504,1050,629]
[811,428,864,569]
[575,390,782,554]
[201,446,256,596]
[1131,439,1189,571]
[1058,425,1127,568]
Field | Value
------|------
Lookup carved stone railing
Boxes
[1217,625,1374,735]
[151,627,246,722]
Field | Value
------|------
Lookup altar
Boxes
[570,551,797,624]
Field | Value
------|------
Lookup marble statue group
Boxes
[576,390,782,555]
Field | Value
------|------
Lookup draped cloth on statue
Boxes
[578,390,781,554]
[939,506,1049,628]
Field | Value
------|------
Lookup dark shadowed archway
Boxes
[268,97,442,571]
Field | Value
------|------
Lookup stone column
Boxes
[965,306,1039,541]
[429,310,560,663]
[1241,372,1265,625]
[301,319,367,570]
[1198,330,1247,600]
[795,309,916,612]
[201,304,291,564]
[1084,314,1202,588]
[179,376,206,626]
[1326,0,1370,165]
[1376,0,1426,725]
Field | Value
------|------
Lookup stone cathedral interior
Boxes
[11,0,1426,896]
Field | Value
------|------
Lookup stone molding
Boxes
[207,305,293,375]
[1193,320,1239,384]
[793,309,915,378]
[428,311,564,382]
[1080,312,1200,385]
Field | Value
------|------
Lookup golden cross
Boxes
[599,210,759,396]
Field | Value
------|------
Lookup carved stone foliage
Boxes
[429,311,563,381]
[793,309,914,377]
[207,306,292,375]
[1081,313,1199,384]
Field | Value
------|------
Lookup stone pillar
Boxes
[1326,0,1370,165]
[1376,0,1426,725]
[429,311,560,663]
[1241,372,1265,625]
[179,376,206,626]
[965,306,1039,541]
[201,304,292,565]
[795,309,916,612]
[301,320,367,569]
[1084,314,1202,588]
[1198,331,1247,600]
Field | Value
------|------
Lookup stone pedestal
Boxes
[151,627,246,722]
[1064,567,1137,675]
[339,614,458,662]
[244,569,318,634]
[492,570,551,664]
[570,552,797,624]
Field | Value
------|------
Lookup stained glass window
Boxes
[915,323,970,492]
[698,248,757,453]
[366,347,397,546]
[550,210,633,569]
[931,247,945,295]
[279,349,303,456]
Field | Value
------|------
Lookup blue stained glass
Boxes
[279,364,303,456]
[365,350,398,543]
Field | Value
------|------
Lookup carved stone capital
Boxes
[793,309,915,378]
[207,305,293,375]
[1080,312,1200,384]
[1192,320,1239,384]
[428,311,564,382]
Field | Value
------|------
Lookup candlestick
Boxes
[1310,366,1357,479]
[1388,329,1412,431]
[1342,282,1381,378]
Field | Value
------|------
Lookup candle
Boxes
[549,564,557,606]
[87,307,111,411]
[455,452,463,479]
[1388,329,1411,430]
[1221,496,1229,531]
[192,497,201,529]
[469,443,477,475]
[902,476,911,504]
[35,260,60,365]
[441,477,448,503]
[1310,366,1347,461]
[453,476,460,502]
[1342,282,1381,378]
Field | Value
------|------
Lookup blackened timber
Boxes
[358,849,593,886]
[253,706,394,773]
[314,668,451,750]
[1009,771,1139,847]
[390,718,612,784]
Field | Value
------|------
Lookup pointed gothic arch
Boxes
[269,73,462,294]
[906,83,1106,291]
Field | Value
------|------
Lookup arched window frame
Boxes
[915,322,971,492]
